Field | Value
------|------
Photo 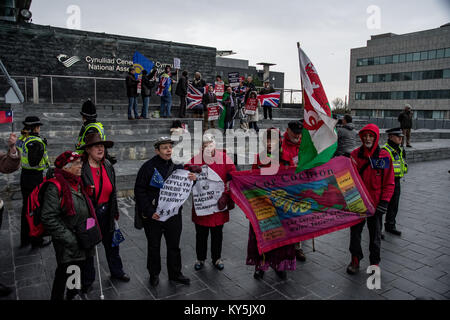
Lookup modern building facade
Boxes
[349,23,450,119]
[216,57,285,89]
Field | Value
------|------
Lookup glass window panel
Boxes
[379,74,385,82]
[413,52,421,61]
[399,54,406,63]
[436,49,444,58]
[392,73,400,81]
[355,93,361,100]
[445,48,450,57]
[367,58,374,65]
[420,51,428,60]
[410,91,418,99]
[373,74,379,82]
[374,57,380,65]
[406,53,413,62]
[393,55,399,63]
[434,70,443,78]
[424,111,433,119]
[428,50,436,59]
[385,55,393,64]
[443,69,450,79]
[367,75,373,83]
[356,76,366,83]
[412,71,421,80]
[361,93,366,100]
[403,91,411,99]
[403,72,412,81]
[380,56,386,64]
[385,74,391,82]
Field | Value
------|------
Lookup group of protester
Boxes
[125,66,276,132]
[0,96,409,299]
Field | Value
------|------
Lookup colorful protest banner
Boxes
[245,97,258,115]
[214,81,225,101]
[228,72,240,88]
[230,156,376,254]
[193,166,225,216]
[156,169,193,222]
[207,102,221,121]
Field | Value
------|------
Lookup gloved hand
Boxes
[375,200,389,216]
[186,165,202,174]
[217,193,230,211]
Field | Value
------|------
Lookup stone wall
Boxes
[0,20,216,104]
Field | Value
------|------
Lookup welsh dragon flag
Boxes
[296,46,338,173]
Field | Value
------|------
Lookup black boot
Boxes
[385,224,402,236]
[253,270,265,280]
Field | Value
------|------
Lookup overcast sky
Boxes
[30,0,450,104]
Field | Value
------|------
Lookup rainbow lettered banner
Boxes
[230,156,376,254]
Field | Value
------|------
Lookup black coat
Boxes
[141,75,155,97]
[175,76,188,97]
[398,111,413,129]
[202,92,217,111]
[81,159,119,233]
[134,155,183,218]
[126,73,139,97]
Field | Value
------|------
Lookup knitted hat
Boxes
[288,121,303,134]
[80,100,97,118]
[54,151,81,169]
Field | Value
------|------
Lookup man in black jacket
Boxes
[126,67,139,120]
[139,69,156,119]
[134,137,196,287]
[397,104,413,147]
[176,70,189,118]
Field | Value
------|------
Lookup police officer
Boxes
[17,116,51,248]
[382,128,408,236]
[76,100,117,164]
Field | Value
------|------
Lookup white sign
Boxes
[156,169,193,222]
[193,166,225,216]
[174,58,181,69]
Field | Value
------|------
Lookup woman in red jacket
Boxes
[247,128,297,280]
[185,134,236,271]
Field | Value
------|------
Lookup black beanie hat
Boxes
[80,100,97,118]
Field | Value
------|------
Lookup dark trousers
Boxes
[143,214,182,279]
[51,260,86,300]
[263,105,272,119]
[385,178,401,229]
[20,170,43,246]
[83,208,124,286]
[179,95,187,118]
[249,121,259,132]
[349,214,382,265]
[195,224,224,264]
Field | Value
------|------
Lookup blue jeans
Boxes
[160,94,172,117]
[128,96,139,118]
[141,96,150,118]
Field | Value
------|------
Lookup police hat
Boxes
[80,100,97,118]
[22,116,43,127]
[386,127,404,137]
[154,136,175,148]
[288,121,303,134]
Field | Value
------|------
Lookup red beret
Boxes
[54,151,81,169]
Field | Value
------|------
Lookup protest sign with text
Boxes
[193,166,225,216]
[156,169,193,222]
[207,102,222,121]
[245,98,258,115]
[230,156,376,254]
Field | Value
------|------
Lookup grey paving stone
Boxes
[305,280,342,299]
[255,290,288,300]
[17,282,50,300]
[381,288,415,300]
[117,287,154,300]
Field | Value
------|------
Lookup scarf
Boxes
[53,168,96,218]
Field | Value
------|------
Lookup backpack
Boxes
[26,177,63,238]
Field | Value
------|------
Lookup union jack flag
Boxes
[257,91,281,108]
[187,84,206,110]
[156,76,171,96]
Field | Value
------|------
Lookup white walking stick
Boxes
[95,245,105,300]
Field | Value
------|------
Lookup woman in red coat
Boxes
[247,128,297,280]
[185,134,236,271]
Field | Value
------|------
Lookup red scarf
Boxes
[53,168,96,218]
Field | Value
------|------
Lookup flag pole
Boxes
[297,42,316,253]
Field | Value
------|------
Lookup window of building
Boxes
[428,50,436,59]
[355,110,373,117]
[402,72,412,81]
[436,48,445,58]
[385,55,393,64]
[356,75,366,83]
[412,71,421,80]
[393,55,399,63]
[367,58,374,65]
[413,52,421,61]
[434,70,443,78]
[432,111,445,119]
[406,53,413,62]
[443,69,450,79]
[374,57,380,65]
[379,56,386,64]
[385,73,391,82]
[384,110,401,117]
[420,51,428,60]
[355,92,361,100]
[445,48,450,58]
[391,73,400,81]
[367,75,373,83]
[422,70,433,79]
[357,59,364,66]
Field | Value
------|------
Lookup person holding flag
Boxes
[259,80,275,120]
[157,65,175,118]
[125,67,139,120]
